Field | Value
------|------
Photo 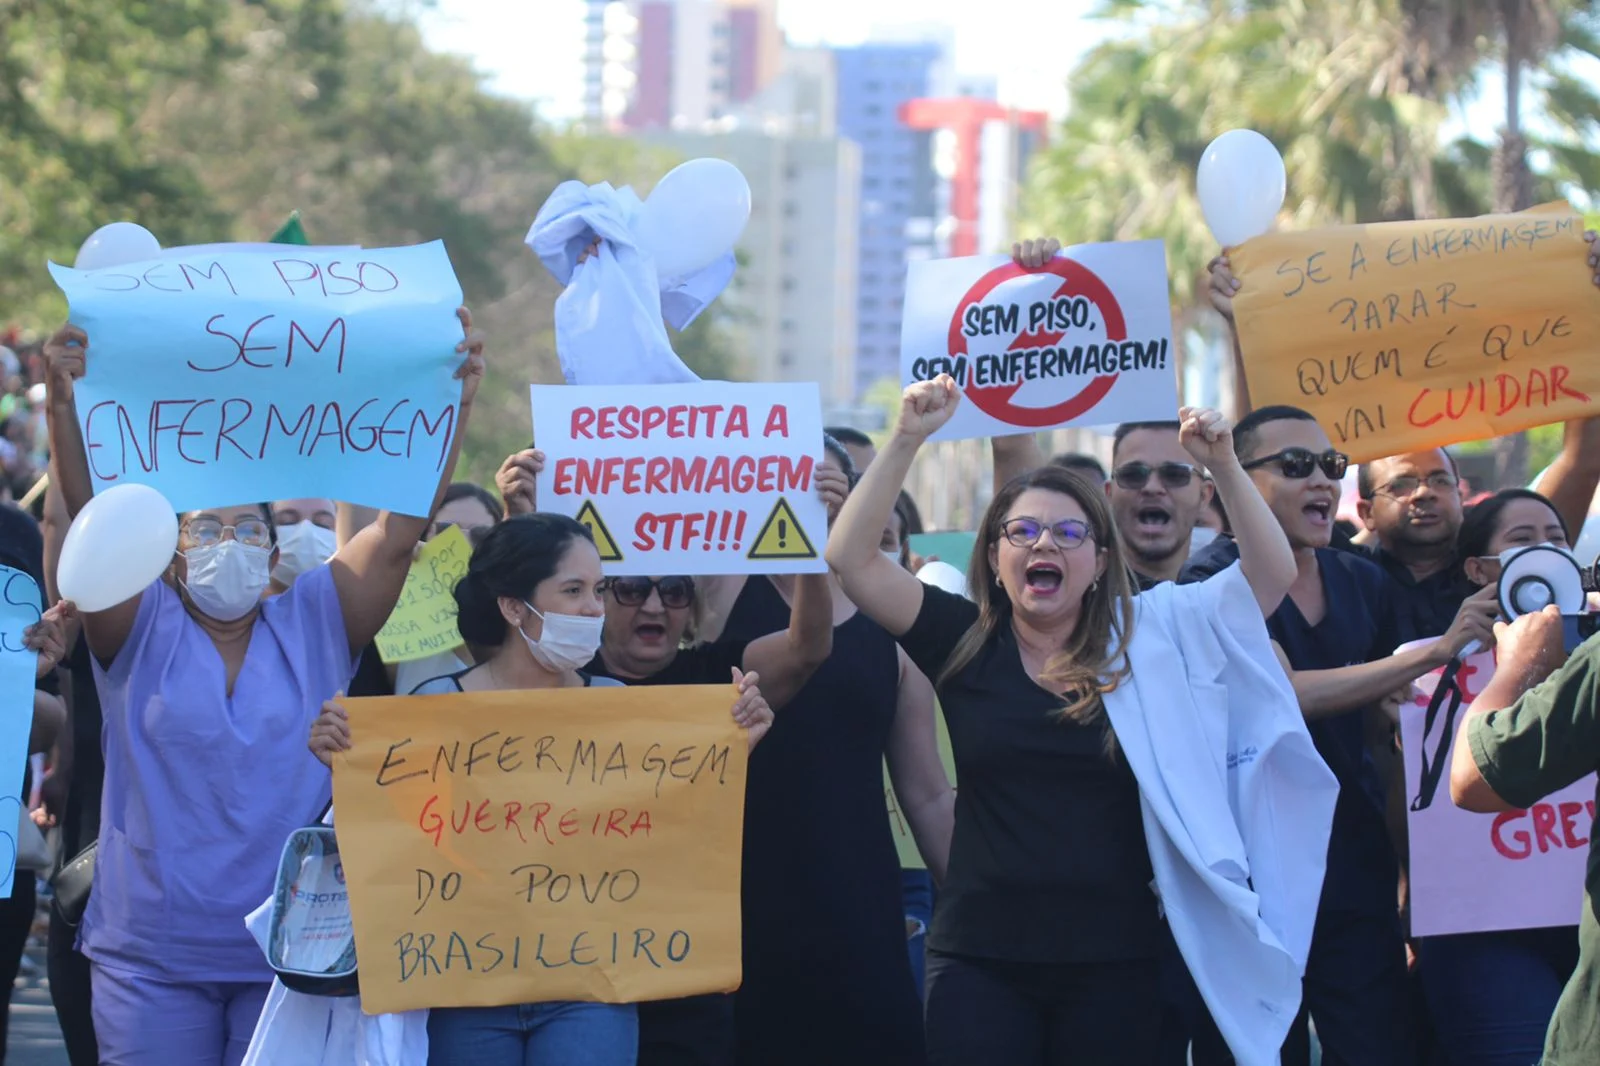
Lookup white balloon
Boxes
[1196,130,1287,248]
[917,560,971,600]
[74,222,162,271]
[57,484,179,612]
[636,158,752,283]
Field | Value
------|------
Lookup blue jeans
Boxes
[901,868,933,998]
[1417,926,1579,1066]
[426,1000,638,1066]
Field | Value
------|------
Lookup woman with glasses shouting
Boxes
[39,310,486,1066]
[826,375,1328,1066]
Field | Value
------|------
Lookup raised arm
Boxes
[328,307,484,654]
[1207,254,1252,418]
[41,326,94,521]
[1532,416,1600,542]
[334,502,380,551]
[41,331,142,660]
[1178,407,1294,614]
[884,649,954,883]
[1450,606,1580,813]
[738,460,848,707]
[741,571,833,711]
[989,238,1062,487]
[826,378,958,637]
[1281,586,1498,719]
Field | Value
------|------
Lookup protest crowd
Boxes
[2,173,1600,1066]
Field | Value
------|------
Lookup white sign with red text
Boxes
[1398,640,1593,936]
[900,241,1179,442]
[530,382,829,576]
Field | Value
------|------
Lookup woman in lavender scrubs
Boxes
[40,312,486,1066]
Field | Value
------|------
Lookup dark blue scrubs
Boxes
[1173,537,1414,1066]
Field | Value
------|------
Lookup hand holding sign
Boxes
[41,325,86,406]
[453,306,487,406]
[22,602,73,679]
[815,465,850,523]
[495,448,544,517]
[730,667,773,751]
[309,693,350,769]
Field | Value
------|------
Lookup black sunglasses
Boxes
[1113,461,1197,491]
[1242,447,1349,480]
[605,576,696,609]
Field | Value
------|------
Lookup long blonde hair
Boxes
[939,465,1138,731]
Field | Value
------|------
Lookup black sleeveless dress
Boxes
[720,578,925,1065]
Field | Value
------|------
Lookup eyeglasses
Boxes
[184,517,271,549]
[1001,517,1092,550]
[1242,448,1349,481]
[1375,472,1459,499]
[1113,461,1197,491]
[604,576,696,609]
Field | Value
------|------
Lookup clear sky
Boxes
[417,0,1106,123]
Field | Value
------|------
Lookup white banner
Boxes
[531,382,829,576]
[900,241,1178,441]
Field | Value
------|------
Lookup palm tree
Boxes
[1022,0,1600,442]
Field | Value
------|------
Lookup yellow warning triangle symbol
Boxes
[746,497,817,561]
[573,500,623,563]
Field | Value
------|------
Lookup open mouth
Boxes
[1024,561,1063,594]
[1135,506,1172,534]
[1302,499,1332,526]
[634,622,668,643]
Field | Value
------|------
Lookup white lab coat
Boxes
[526,179,736,387]
[1102,562,1339,1066]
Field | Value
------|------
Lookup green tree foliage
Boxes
[1028,1,1600,485]
[0,0,744,487]
[1024,0,1600,306]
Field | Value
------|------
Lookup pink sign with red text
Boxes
[1399,640,1593,936]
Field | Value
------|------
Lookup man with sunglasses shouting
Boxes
[1106,421,1216,588]
[1176,405,1495,1066]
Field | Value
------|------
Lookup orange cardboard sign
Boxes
[1230,205,1600,462]
[331,686,747,1015]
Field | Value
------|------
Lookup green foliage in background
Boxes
[0,0,744,488]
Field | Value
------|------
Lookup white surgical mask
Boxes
[272,521,337,587]
[183,541,271,621]
[520,601,604,671]
[1190,527,1220,553]
[882,549,904,568]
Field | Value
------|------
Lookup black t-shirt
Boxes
[1183,536,1401,914]
[346,641,394,698]
[584,640,749,687]
[1335,540,1469,642]
[900,584,1161,964]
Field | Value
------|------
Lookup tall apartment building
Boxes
[646,126,862,410]
[831,42,941,400]
[583,0,782,132]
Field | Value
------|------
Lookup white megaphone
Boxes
[1496,543,1599,653]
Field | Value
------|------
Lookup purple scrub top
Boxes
[84,565,356,982]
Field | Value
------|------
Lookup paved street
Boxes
[7,936,66,1066]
